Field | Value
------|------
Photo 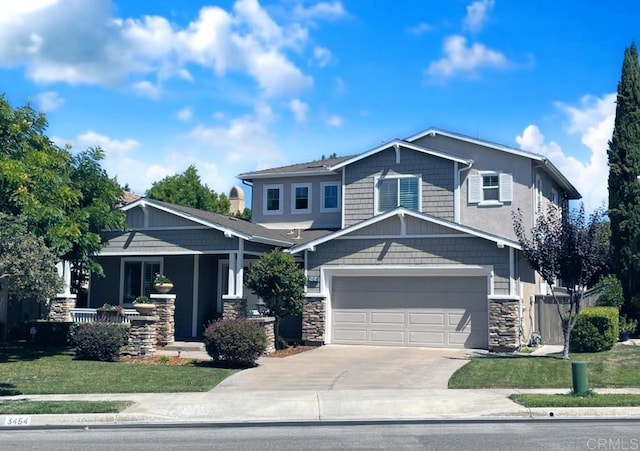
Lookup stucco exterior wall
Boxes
[251,175,342,229]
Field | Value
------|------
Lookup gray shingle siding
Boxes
[89,256,121,307]
[343,148,455,227]
[101,229,239,254]
[306,237,510,295]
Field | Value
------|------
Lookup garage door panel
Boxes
[370,312,405,324]
[408,331,445,346]
[331,276,488,349]
[409,312,445,326]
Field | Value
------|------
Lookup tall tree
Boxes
[608,42,640,313]
[146,165,230,213]
[245,249,306,348]
[513,204,608,359]
[0,214,62,339]
[0,96,125,298]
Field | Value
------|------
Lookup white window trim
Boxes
[469,171,513,207]
[263,183,283,216]
[320,182,341,213]
[374,174,422,215]
[119,257,164,305]
[291,183,312,214]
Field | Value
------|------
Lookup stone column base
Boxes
[127,316,158,357]
[248,317,276,354]
[488,297,521,352]
[302,296,325,346]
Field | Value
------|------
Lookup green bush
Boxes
[24,321,72,346]
[595,275,624,309]
[570,306,619,353]
[71,323,130,362]
[203,318,267,368]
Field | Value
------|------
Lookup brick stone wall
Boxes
[489,298,520,352]
[302,297,325,345]
[223,298,247,319]
[47,295,77,322]
[150,294,175,345]
[249,317,276,354]
[127,316,158,357]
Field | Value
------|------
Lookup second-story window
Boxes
[263,184,283,215]
[376,175,421,214]
[291,183,312,214]
[468,172,513,206]
[321,182,340,212]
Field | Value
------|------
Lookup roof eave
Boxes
[237,169,337,181]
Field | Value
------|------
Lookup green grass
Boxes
[449,344,640,389]
[0,344,235,395]
[509,393,640,408]
[0,400,133,414]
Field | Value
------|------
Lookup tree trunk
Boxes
[562,321,571,360]
[0,282,9,341]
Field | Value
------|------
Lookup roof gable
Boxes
[288,207,521,254]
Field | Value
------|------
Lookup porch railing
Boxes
[69,308,140,324]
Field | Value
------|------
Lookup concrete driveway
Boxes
[213,345,482,392]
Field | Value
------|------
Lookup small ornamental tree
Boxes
[513,204,608,359]
[245,249,306,348]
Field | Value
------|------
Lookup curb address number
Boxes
[5,416,31,426]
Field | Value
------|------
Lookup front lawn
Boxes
[510,393,640,408]
[0,345,235,395]
[449,344,640,389]
[0,400,133,414]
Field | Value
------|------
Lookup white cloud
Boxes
[131,81,161,99]
[515,93,616,212]
[176,107,193,122]
[293,2,347,21]
[312,46,332,67]
[326,114,343,127]
[0,0,323,98]
[407,22,432,35]
[36,91,64,112]
[426,35,508,80]
[463,0,494,33]
[187,102,283,168]
[289,98,309,123]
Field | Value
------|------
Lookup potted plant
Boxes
[619,315,637,341]
[96,303,124,322]
[132,295,156,315]
[153,273,173,293]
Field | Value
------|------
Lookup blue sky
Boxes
[1,0,637,211]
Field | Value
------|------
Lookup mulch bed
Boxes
[266,345,317,358]
[120,356,200,366]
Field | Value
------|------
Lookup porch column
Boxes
[226,252,236,296]
[235,239,244,298]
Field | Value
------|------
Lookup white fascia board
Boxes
[288,207,521,254]
[329,140,469,172]
[236,169,334,180]
[120,199,253,241]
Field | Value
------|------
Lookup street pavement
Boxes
[3,344,640,427]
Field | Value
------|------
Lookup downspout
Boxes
[454,160,473,223]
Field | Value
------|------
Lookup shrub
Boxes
[24,321,72,346]
[71,323,130,362]
[595,275,624,309]
[203,318,267,368]
[570,306,619,353]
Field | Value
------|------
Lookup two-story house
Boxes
[89,127,579,351]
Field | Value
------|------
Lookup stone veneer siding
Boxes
[150,294,175,345]
[127,316,158,357]
[302,297,326,345]
[47,295,77,322]
[488,298,520,352]
[223,298,247,319]
[249,317,276,354]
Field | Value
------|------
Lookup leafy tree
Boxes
[608,42,640,313]
[0,96,125,302]
[513,204,608,359]
[245,249,306,348]
[0,214,62,339]
[146,165,230,213]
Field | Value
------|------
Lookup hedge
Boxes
[203,318,267,368]
[570,306,619,353]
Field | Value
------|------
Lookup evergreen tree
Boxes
[608,42,640,313]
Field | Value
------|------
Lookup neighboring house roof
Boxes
[121,198,334,247]
[237,126,581,200]
[405,127,581,199]
[116,191,142,207]
[288,207,522,254]
[237,155,353,180]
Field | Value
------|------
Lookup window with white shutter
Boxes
[468,172,513,206]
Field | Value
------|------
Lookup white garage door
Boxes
[331,276,488,348]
